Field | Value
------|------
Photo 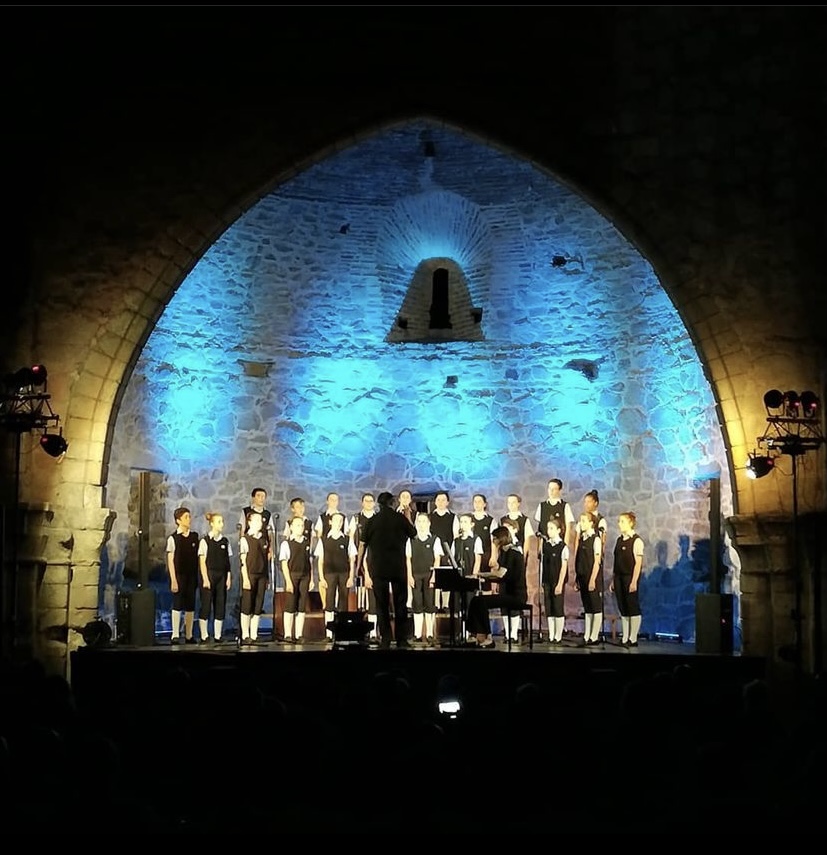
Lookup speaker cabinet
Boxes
[695,593,733,654]
[117,588,157,646]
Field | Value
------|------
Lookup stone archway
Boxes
[98,119,734,653]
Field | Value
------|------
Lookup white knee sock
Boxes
[199,618,209,640]
[325,611,335,639]
[554,616,565,642]
[284,611,294,639]
[414,613,424,639]
[214,619,223,641]
[296,612,306,638]
[590,613,602,642]
[240,613,251,639]
[171,609,182,639]
[250,614,260,640]
[621,616,630,643]
[630,615,641,643]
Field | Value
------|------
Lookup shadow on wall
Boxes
[99,532,738,648]
[639,535,739,648]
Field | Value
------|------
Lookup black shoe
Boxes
[295,637,305,645]
[378,640,391,650]
[214,637,224,645]
[185,637,197,645]
[170,637,181,646]
[396,640,411,648]
[480,640,496,649]
[627,640,639,648]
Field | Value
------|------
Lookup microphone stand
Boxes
[269,511,280,642]
[444,546,466,648]
[536,534,546,643]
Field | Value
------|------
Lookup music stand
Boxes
[434,548,476,648]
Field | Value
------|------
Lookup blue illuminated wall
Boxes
[103,120,736,642]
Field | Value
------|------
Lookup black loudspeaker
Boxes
[695,593,733,654]
[116,588,157,646]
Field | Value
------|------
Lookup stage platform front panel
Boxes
[70,638,767,721]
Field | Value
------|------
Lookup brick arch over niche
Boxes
[388,258,484,344]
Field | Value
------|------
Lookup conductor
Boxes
[362,491,417,649]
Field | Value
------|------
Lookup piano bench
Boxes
[503,604,534,650]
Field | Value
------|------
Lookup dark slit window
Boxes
[429,267,452,329]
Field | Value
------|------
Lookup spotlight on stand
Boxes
[801,391,818,420]
[783,390,801,417]
[470,307,483,324]
[754,386,825,674]
[0,363,65,658]
[40,430,68,458]
[30,364,48,387]
[763,389,784,413]
[745,452,774,479]
[396,316,409,330]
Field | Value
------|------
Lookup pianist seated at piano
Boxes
[465,525,528,648]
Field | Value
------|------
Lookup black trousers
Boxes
[614,575,641,617]
[199,570,229,621]
[411,574,436,614]
[322,569,350,611]
[373,576,409,642]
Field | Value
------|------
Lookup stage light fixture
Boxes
[745,452,774,479]
[396,316,409,330]
[30,364,48,387]
[81,618,113,648]
[11,367,35,390]
[763,389,784,412]
[327,611,373,649]
[470,307,483,324]
[783,390,801,417]
[800,391,819,419]
[40,431,68,458]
